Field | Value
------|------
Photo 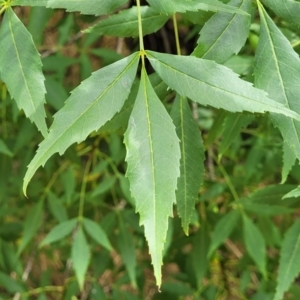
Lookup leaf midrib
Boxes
[30,54,138,171]
[259,5,300,152]
[148,53,286,111]
[8,9,36,113]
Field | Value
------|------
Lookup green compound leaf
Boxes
[192,0,252,64]
[12,0,128,15]
[255,3,300,179]
[146,51,300,119]
[23,53,139,195]
[85,6,169,38]
[72,227,90,291]
[243,214,267,279]
[170,95,204,234]
[146,0,249,15]
[0,8,47,137]
[274,218,300,300]
[124,68,180,287]
[262,0,300,26]
[39,218,77,247]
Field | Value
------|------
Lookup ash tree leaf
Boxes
[146,0,250,15]
[39,218,77,247]
[85,6,169,38]
[0,8,47,137]
[72,227,90,291]
[170,95,204,234]
[262,0,300,26]
[274,218,300,300]
[146,51,300,119]
[219,113,254,158]
[243,214,267,279]
[192,0,252,64]
[124,68,180,287]
[23,53,139,195]
[208,210,240,258]
[255,3,300,180]
[12,0,128,15]
[83,218,113,251]
[282,142,296,183]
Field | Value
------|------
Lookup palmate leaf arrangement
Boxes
[1,0,300,297]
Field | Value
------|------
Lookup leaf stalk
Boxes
[173,14,181,55]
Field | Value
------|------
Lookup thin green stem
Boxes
[213,155,240,202]
[173,14,181,55]
[78,158,92,220]
[136,0,144,51]
[136,0,145,66]
[0,5,6,15]
[292,39,300,48]
[10,286,64,299]
[41,161,69,201]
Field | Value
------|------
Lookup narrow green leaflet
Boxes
[117,217,137,288]
[39,218,77,247]
[83,218,113,251]
[71,227,90,291]
[124,68,180,287]
[0,139,13,157]
[243,214,267,278]
[262,0,300,26]
[18,200,43,255]
[146,51,300,119]
[208,210,240,257]
[85,6,169,38]
[274,218,300,300]
[192,0,252,64]
[12,0,128,15]
[23,53,139,195]
[282,142,296,183]
[255,3,300,176]
[0,8,47,137]
[219,113,254,158]
[283,186,300,199]
[146,0,249,15]
[170,96,204,234]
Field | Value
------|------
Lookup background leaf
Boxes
[0,8,47,136]
[85,6,169,38]
[23,53,139,194]
[12,0,128,15]
[146,0,249,15]
[83,218,112,251]
[124,68,180,286]
[39,218,77,247]
[171,95,204,234]
[274,218,300,300]
[243,214,267,279]
[146,51,300,119]
[262,0,300,26]
[71,227,90,291]
[192,0,252,64]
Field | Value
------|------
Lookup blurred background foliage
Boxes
[1,1,300,299]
